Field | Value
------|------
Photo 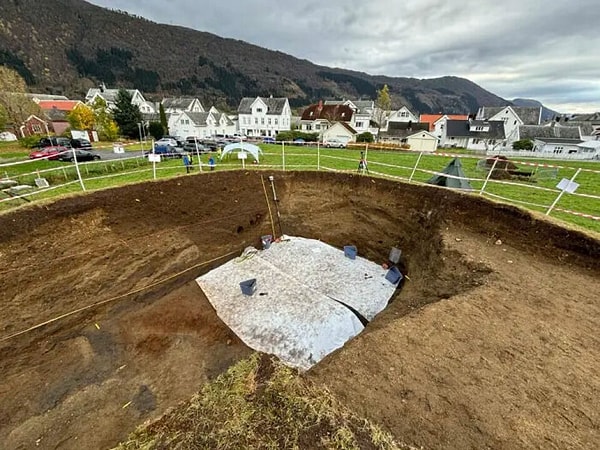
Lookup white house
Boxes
[161,97,204,114]
[85,85,155,113]
[300,101,354,137]
[321,122,357,144]
[420,114,470,142]
[324,99,378,134]
[237,96,291,137]
[388,106,419,124]
[379,122,438,151]
[532,138,584,157]
[169,108,235,139]
[444,119,506,151]
[477,106,542,147]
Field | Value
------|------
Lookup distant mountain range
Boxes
[0,0,558,118]
[512,98,561,122]
[0,0,518,113]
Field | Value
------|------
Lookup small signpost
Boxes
[148,153,161,163]
[546,169,581,215]
[238,150,247,169]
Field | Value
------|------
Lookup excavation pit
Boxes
[0,171,598,449]
[197,236,398,370]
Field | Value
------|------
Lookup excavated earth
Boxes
[0,171,599,449]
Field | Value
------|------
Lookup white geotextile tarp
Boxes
[196,236,397,370]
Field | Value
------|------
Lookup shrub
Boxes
[19,135,41,148]
[512,139,534,150]
[356,132,374,143]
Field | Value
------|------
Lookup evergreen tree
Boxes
[112,89,142,138]
[148,121,165,140]
[159,103,169,134]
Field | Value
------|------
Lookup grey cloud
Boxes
[89,0,600,112]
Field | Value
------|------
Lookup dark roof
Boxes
[238,96,288,115]
[301,103,354,121]
[446,120,505,139]
[142,113,161,122]
[186,112,211,125]
[480,106,542,125]
[534,137,583,144]
[552,119,595,135]
[43,108,68,121]
[382,121,429,138]
[162,97,197,109]
[519,125,581,140]
[568,112,600,123]
[324,99,374,114]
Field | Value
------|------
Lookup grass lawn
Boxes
[2,143,599,233]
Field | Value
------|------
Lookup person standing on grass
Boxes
[357,151,369,174]
[208,155,215,171]
[183,153,191,173]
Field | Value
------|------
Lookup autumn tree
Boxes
[92,97,119,141]
[67,104,95,130]
[0,104,7,130]
[112,89,142,138]
[373,84,391,140]
[0,66,41,132]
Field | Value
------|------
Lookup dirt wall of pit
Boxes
[1,170,599,449]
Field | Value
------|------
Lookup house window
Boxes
[473,139,480,144]
[256,108,263,113]
[401,111,407,117]
[268,118,271,125]
[275,118,278,125]
[32,124,42,133]
[356,121,363,128]
[315,124,320,130]
[254,118,258,125]
[307,125,312,131]
[261,118,265,125]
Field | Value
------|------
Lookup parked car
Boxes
[199,140,219,152]
[162,135,185,146]
[145,144,185,158]
[293,138,306,145]
[70,138,93,149]
[38,137,72,148]
[183,142,210,153]
[155,137,181,148]
[29,146,69,160]
[324,138,347,148]
[262,136,276,144]
[57,149,101,162]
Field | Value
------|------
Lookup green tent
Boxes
[427,158,473,189]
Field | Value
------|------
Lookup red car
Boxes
[29,146,69,160]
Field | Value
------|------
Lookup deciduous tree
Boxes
[373,84,391,140]
[0,66,41,132]
[67,104,95,130]
[148,121,164,140]
[92,97,119,141]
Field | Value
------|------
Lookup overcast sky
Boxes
[88,0,600,113]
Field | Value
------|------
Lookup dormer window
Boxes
[256,108,263,113]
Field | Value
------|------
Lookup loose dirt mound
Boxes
[0,171,598,449]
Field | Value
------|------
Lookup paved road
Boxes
[93,149,146,161]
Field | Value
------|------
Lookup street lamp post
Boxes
[138,122,144,154]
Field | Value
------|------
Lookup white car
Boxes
[324,139,347,148]
[155,137,180,147]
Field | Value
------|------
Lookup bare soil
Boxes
[0,171,598,449]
